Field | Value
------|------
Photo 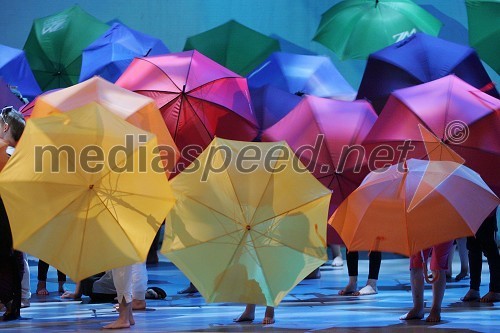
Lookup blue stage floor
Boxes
[1,252,498,332]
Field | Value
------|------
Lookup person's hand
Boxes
[61,291,81,300]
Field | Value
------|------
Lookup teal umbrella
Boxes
[23,5,108,90]
[183,20,280,76]
[313,0,442,60]
[466,0,500,73]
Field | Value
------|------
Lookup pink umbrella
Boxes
[116,50,258,171]
[363,75,500,195]
[262,95,377,243]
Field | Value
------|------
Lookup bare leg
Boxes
[455,238,469,281]
[426,269,446,322]
[233,304,256,322]
[263,306,275,325]
[400,268,424,320]
[103,298,134,329]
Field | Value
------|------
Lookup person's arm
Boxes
[61,281,82,299]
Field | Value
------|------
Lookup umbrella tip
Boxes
[245,225,251,231]
[89,184,94,190]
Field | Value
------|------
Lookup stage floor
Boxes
[0,253,498,332]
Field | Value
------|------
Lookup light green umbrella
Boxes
[466,0,500,73]
[23,5,108,90]
[313,0,442,60]
[183,20,280,76]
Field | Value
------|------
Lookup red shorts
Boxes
[410,241,454,271]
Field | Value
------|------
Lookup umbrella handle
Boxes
[422,262,438,284]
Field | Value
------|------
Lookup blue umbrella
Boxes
[250,85,302,133]
[0,44,41,100]
[79,23,170,83]
[357,32,499,114]
[247,52,356,100]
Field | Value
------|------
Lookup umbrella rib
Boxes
[182,194,245,227]
[75,189,94,280]
[251,195,330,228]
[136,57,182,91]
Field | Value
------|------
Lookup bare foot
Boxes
[455,271,469,282]
[103,318,131,329]
[338,282,357,296]
[461,289,480,302]
[425,307,441,322]
[262,307,275,325]
[177,283,198,294]
[353,284,377,296]
[480,291,500,303]
[400,308,424,320]
[233,311,255,322]
[36,281,49,295]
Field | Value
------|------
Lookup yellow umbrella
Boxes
[161,138,331,307]
[30,76,179,177]
[0,104,175,281]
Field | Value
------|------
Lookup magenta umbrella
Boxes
[116,50,258,171]
[363,75,500,196]
[261,95,377,243]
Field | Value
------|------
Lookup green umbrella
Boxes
[183,20,280,76]
[23,5,108,91]
[313,0,442,60]
[466,0,500,73]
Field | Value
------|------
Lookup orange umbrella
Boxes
[329,159,499,257]
[30,76,179,177]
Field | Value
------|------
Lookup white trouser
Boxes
[131,262,148,301]
[112,265,133,304]
[21,253,31,299]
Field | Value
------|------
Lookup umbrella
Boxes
[30,76,179,177]
[116,50,258,171]
[330,159,499,257]
[356,32,499,114]
[466,0,500,73]
[161,138,331,306]
[0,105,175,282]
[363,75,500,196]
[247,52,356,100]
[249,85,301,132]
[23,5,109,90]
[261,95,377,244]
[79,22,170,83]
[313,0,442,60]
[183,20,280,76]
[0,44,41,100]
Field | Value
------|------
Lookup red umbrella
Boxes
[363,75,500,195]
[261,95,377,243]
[116,50,258,171]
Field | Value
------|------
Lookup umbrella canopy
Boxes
[330,159,499,256]
[23,5,109,91]
[0,78,24,110]
[0,105,175,281]
[363,75,500,196]
[262,95,377,215]
[247,52,356,100]
[466,0,500,73]
[183,20,280,76]
[313,0,442,60]
[30,76,179,177]
[116,50,258,170]
[356,32,499,113]
[249,85,302,132]
[0,44,41,100]
[79,23,170,83]
[161,138,331,307]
